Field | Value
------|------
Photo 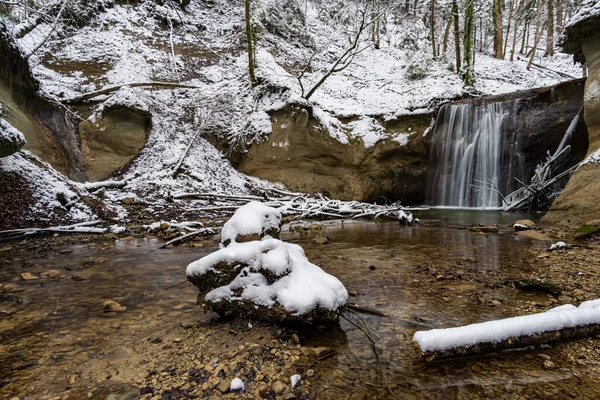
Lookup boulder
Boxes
[516,230,553,241]
[187,204,348,324]
[0,118,26,158]
[469,225,499,233]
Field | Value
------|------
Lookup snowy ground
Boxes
[1,0,585,226]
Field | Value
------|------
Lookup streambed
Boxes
[1,211,600,399]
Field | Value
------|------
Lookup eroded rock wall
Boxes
[236,105,431,204]
[544,32,600,226]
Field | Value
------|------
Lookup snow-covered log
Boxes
[413,300,600,361]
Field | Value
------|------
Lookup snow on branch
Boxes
[174,192,426,223]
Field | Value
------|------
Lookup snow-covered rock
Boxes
[0,118,26,158]
[186,204,348,323]
[229,377,244,392]
[220,201,281,246]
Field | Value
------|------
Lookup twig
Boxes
[341,313,399,399]
[158,228,215,249]
[164,280,189,290]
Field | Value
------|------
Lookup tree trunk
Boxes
[510,0,521,61]
[503,0,514,58]
[493,0,504,58]
[442,13,452,54]
[245,0,256,86]
[417,323,600,362]
[556,0,563,29]
[463,0,475,86]
[546,0,555,56]
[431,0,437,57]
[452,0,461,72]
[527,0,544,69]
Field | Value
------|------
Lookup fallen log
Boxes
[65,81,202,104]
[415,323,600,362]
[413,300,600,362]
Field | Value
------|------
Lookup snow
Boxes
[0,151,100,224]
[291,374,302,389]
[413,300,600,352]
[565,0,600,28]
[230,378,244,392]
[550,241,567,250]
[581,147,600,166]
[220,202,282,245]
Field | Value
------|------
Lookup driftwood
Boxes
[0,221,107,242]
[65,82,202,104]
[416,323,600,362]
[502,108,583,212]
[158,227,216,249]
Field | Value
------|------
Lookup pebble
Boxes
[291,333,300,345]
[543,360,557,370]
[271,380,287,395]
[103,300,127,312]
[42,270,61,278]
[21,272,38,280]
[306,369,315,377]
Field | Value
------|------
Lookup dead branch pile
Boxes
[174,192,426,223]
[0,221,107,242]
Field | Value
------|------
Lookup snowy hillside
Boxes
[0,0,585,226]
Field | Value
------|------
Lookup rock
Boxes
[220,202,281,246]
[514,219,536,230]
[103,233,118,240]
[271,380,287,395]
[180,321,196,329]
[516,230,552,241]
[514,279,562,296]
[312,235,329,244]
[305,369,315,377]
[302,346,331,357]
[216,379,230,393]
[349,290,359,297]
[0,118,26,158]
[308,223,323,232]
[72,275,86,281]
[103,300,127,312]
[230,377,244,393]
[121,197,135,205]
[469,225,499,233]
[291,333,300,345]
[20,272,38,280]
[41,270,60,279]
[543,360,557,370]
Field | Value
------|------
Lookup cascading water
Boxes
[428,101,526,208]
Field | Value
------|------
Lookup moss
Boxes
[576,224,600,239]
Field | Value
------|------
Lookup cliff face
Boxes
[543,11,600,225]
[234,105,431,204]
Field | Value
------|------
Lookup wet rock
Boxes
[308,223,323,232]
[349,290,359,297]
[103,300,127,312]
[20,272,38,280]
[515,279,562,296]
[312,235,329,245]
[41,270,60,278]
[301,346,331,357]
[514,219,536,230]
[469,225,499,233]
[543,360,557,369]
[72,274,86,281]
[291,333,300,345]
[517,230,553,241]
[180,321,196,329]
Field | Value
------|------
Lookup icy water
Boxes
[1,211,599,399]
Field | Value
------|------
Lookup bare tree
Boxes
[298,10,382,101]
[463,0,475,86]
[546,0,554,56]
[452,0,461,72]
[509,0,521,61]
[430,0,437,57]
[527,0,544,69]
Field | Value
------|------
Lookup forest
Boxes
[1,0,600,399]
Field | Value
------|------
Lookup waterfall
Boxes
[428,102,525,208]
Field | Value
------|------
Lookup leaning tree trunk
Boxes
[442,12,452,54]
[503,0,514,58]
[527,0,545,69]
